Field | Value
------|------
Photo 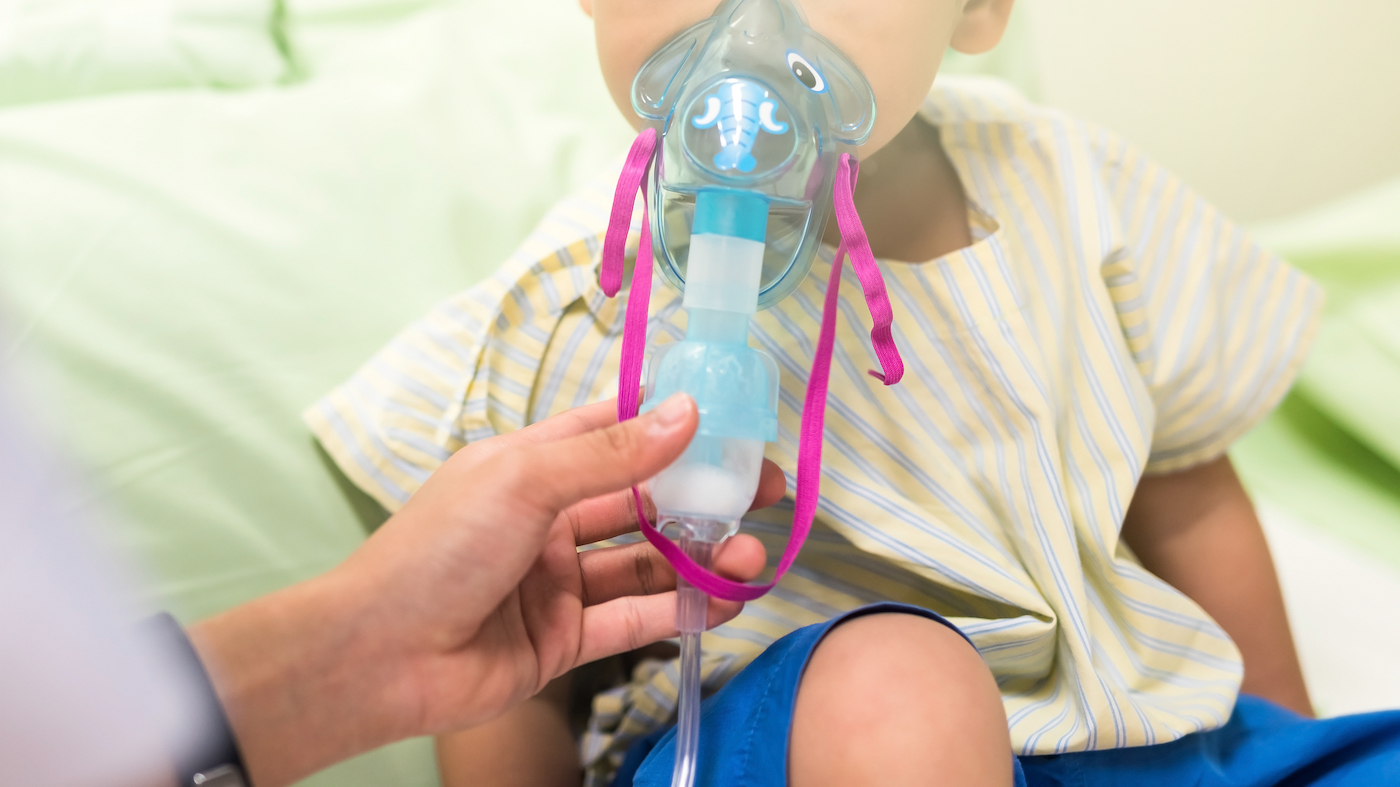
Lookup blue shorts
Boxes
[615,603,1400,787]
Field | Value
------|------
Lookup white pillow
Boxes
[0,0,288,106]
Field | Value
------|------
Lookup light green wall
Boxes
[1020,0,1400,222]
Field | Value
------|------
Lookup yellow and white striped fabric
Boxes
[306,78,1321,768]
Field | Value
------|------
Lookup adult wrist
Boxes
[187,570,399,787]
[142,612,250,786]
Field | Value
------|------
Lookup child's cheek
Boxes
[808,3,956,155]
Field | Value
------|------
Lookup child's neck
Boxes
[822,115,972,263]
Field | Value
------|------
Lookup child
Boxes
[307,0,1400,785]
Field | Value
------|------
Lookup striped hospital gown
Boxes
[306,77,1321,776]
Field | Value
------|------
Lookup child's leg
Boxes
[623,605,1013,787]
[436,675,580,787]
[790,613,1013,787]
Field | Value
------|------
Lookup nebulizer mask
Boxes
[599,1,904,784]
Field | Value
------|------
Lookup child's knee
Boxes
[790,613,1012,786]
[805,613,997,711]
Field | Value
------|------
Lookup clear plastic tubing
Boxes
[670,521,724,787]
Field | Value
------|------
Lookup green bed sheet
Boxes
[1233,178,1400,567]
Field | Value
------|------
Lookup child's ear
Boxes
[950,0,1016,55]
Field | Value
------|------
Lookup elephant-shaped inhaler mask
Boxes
[599,4,904,782]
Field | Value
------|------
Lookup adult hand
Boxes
[187,394,783,787]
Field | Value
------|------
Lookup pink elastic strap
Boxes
[602,135,902,601]
[600,127,658,300]
[832,155,904,385]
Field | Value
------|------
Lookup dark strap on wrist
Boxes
[142,612,250,786]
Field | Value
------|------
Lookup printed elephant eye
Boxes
[786,50,827,93]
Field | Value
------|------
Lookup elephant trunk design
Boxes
[691,79,789,173]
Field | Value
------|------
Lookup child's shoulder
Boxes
[922,75,1090,132]
[923,75,1138,176]
[923,75,1040,125]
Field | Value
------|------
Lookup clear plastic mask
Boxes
[631,0,877,310]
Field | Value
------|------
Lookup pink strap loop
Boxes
[833,154,904,385]
[601,134,902,602]
[601,127,658,300]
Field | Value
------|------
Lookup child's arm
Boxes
[1120,455,1313,716]
[436,675,581,787]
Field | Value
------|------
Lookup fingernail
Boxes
[652,393,693,429]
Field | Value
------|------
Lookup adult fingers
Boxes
[427,394,694,598]
[505,399,624,445]
[561,486,655,548]
[565,458,789,546]
[577,534,766,606]
[505,394,699,519]
[753,459,788,511]
[572,592,747,668]
[454,399,622,465]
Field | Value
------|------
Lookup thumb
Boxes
[494,393,698,521]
